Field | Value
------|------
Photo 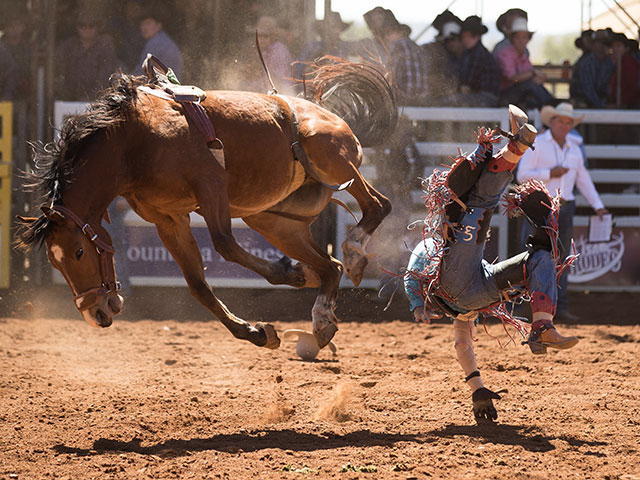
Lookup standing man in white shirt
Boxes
[517,102,609,322]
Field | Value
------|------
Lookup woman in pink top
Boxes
[495,18,553,109]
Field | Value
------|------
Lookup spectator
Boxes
[109,0,146,72]
[295,11,355,85]
[517,103,608,323]
[609,32,640,108]
[363,6,391,63]
[423,10,463,104]
[0,11,30,101]
[493,8,528,58]
[379,9,429,105]
[133,5,183,79]
[574,29,594,54]
[246,16,294,95]
[54,9,120,101]
[451,16,499,107]
[570,29,614,108]
[495,17,553,110]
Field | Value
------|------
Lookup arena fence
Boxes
[45,102,640,292]
[335,107,640,291]
[0,102,13,289]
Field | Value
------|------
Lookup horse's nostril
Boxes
[95,309,112,327]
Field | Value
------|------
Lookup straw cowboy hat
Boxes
[509,17,534,38]
[540,102,584,128]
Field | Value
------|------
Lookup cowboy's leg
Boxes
[526,249,579,354]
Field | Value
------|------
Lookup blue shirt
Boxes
[134,30,183,79]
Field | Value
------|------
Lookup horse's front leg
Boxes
[154,214,280,349]
[193,178,307,287]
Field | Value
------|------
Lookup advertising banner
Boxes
[568,226,640,288]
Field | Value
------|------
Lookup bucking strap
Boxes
[274,94,353,191]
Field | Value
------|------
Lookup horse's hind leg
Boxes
[341,176,392,286]
[154,214,280,349]
[244,206,343,348]
[301,134,391,286]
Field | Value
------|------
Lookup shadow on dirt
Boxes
[429,423,608,453]
[52,423,608,458]
[53,429,422,457]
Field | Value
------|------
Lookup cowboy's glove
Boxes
[472,387,501,422]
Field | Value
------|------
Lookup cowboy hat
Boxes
[496,8,527,34]
[316,11,351,32]
[436,20,462,41]
[540,102,584,128]
[574,29,594,51]
[377,8,412,37]
[432,10,461,32]
[509,17,534,38]
[282,329,336,361]
[460,15,488,36]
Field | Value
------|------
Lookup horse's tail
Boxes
[302,56,398,147]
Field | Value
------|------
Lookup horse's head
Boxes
[19,206,124,327]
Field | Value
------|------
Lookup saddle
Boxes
[139,54,225,169]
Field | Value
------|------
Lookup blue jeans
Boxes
[438,169,557,311]
[520,200,574,312]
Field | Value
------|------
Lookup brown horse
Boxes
[16,59,397,350]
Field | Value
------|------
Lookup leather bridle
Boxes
[52,205,120,311]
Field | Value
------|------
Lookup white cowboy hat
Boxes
[436,21,461,41]
[540,102,584,128]
[510,17,534,37]
[282,329,337,361]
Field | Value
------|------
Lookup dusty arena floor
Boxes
[1,290,640,479]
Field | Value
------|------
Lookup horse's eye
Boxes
[75,248,84,260]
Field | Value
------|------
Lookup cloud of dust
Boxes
[262,390,295,424]
[314,381,355,422]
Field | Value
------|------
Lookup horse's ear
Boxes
[15,215,38,226]
[40,206,65,224]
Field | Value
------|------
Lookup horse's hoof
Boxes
[257,322,280,349]
[345,255,368,286]
[313,322,338,349]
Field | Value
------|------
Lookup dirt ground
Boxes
[1,288,640,479]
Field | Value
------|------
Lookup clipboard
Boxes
[588,214,613,243]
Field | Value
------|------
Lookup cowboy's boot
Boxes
[527,319,579,355]
[486,105,537,173]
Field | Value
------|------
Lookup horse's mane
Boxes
[17,73,147,250]
[302,56,398,147]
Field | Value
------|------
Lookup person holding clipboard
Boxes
[517,102,609,323]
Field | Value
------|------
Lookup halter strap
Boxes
[52,205,120,310]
